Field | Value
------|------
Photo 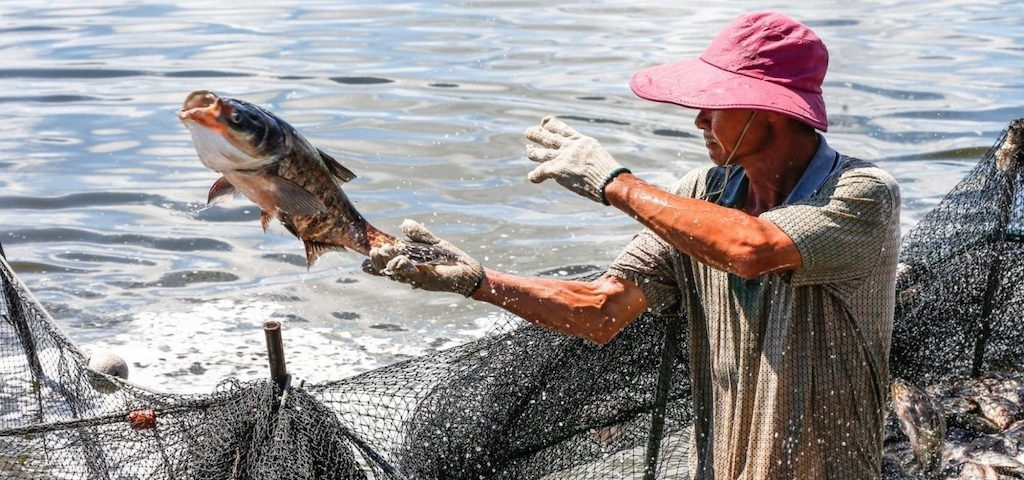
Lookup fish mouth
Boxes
[177,90,224,129]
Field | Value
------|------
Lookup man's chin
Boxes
[704,147,725,165]
[708,156,728,166]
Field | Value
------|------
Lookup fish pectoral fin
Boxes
[260,211,273,232]
[207,176,237,205]
[318,148,357,184]
[304,240,346,269]
[265,175,327,216]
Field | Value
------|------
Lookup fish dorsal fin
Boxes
[317,148,357,184]
[263,174,327,216]
[303,240,346,269]
[207,177,237,205]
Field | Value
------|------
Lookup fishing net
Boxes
[891,118,1024,385]
[0,118,1021,479]
[0,253,689,479]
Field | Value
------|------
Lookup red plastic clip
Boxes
[128,408,157,430]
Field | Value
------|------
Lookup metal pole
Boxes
[263,320,289,393]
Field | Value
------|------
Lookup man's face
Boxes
[695,109,758,166]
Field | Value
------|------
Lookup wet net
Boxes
[891,118,1024,385]
[0,119,1022,479]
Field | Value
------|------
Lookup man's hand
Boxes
[524,116,630,205]
[362,219,484,297]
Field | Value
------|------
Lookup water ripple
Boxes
[4,228,233,252]
[882,106,1024,122]
[110,270,240,289]
[0,68,148,78]
[54,252,158,266]
[558,115,631,126]
[0,68,261,80]
[0,94,106,103]
[828,81,946,101]
[330,76,395,85]
[0,192,165,210]
[6,261,97,275]
[0,25,66,33]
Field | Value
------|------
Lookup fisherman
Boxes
[367,11,901,479]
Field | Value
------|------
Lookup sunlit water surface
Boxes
[0,1,1021,393]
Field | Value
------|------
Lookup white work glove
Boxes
[362,220,484,297]
[525,116,631,205]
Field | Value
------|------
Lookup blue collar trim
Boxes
[783,134,839,204]
[715,134,839,208]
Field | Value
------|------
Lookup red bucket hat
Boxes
[630,12,829,131]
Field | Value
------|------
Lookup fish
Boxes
[892,377,948,474]
[973,395,1021,430]
[177,90,453,267]
[946,444,1024,479]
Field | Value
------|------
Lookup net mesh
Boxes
[891,118,1024,385]
[1,119,1022,479]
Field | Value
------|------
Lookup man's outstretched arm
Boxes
[366,219,650,345]
[472,270,649,345]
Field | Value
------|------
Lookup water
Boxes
[0,1,1021,393]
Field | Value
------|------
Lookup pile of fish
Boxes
[885,369,1024,479]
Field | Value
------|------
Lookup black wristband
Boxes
[599,167,632,205]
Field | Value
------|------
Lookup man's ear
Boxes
[783,114,816,135]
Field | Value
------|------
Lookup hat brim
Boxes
[630,58,828,132]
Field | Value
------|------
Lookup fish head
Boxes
[892,378,938,428]
[178,90,288,172]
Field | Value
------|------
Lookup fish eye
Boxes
[229,111,242,124]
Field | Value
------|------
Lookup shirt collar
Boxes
[783,134,839,204]
[715,134,839,208]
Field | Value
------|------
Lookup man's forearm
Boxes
[604,173,801,278]
[471,269,648,345]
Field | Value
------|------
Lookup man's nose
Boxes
[695,109,710,129]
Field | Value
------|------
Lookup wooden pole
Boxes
[263,320,289,393]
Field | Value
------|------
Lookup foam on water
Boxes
[99,297,496,393]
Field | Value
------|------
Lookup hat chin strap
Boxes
[705,110,757,203]
[722,110,757,167]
